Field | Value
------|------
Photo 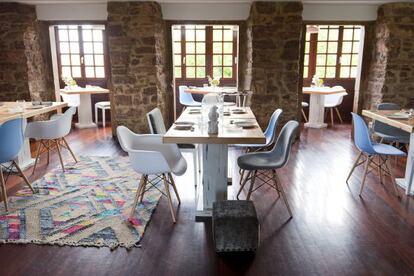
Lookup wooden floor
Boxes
[1,124,414,275]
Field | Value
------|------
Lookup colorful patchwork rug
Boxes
[0,156,163,249]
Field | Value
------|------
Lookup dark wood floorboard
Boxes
[1,124,414,276]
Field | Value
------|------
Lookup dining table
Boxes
[303,86,347,128]
[362,109,414,195]
[0,101,68,170]
[163,106,266,219]
[60,86,109,129]
[184,86,238,95]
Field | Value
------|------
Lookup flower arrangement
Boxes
[207,75,220,87]
[311,74,324,87]
[62,75,77,87]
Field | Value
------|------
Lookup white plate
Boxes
[175,121,194,126]
[174,125,193,130]
[26,105,44,110]
[235,121,257,128]
[387,113,410,120]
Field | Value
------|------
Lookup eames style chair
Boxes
[117,126,186,223]
[346,113,405,197]
[179,85,201,108]
[25,107,78,173]
[237,120,299,218]
[0,119,35,211]
[301,102,308,122]
[324,86,347,125]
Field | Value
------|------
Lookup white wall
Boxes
[35,2,378,21]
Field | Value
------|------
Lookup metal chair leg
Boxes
[359,156,371,196]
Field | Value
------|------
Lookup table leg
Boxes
[196,144,228,219]
[396,132,414,195]
[75,94,97,129]
[304,94,327,128]
[15,118,35,171]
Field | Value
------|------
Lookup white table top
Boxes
[60,86,109,95]
[303,86,346,95]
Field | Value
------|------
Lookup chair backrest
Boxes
[179,85,196,106]
[269,120,299,168]
[351,112,376,155]
[324,92,347,107]
[0,119,24,163]
[146,108,166,134]
[61,93,80,107]
[263,109,283,146]
[373,103,402,135]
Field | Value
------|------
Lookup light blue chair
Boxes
[0,119,35,211]
[179,85,201,108]
[347,113,405,197]
[373,103,410,145]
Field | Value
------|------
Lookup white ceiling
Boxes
[0,0,405,5]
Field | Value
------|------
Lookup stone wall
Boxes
[107,1,172,134]
[364,3,414,109]
[246,1,303,127]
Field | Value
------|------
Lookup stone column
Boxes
[107,1,173,135]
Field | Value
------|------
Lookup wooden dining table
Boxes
[184,86,238,95]
[362,109,414,195]
[0,101,68,170]
[163,106,266,218]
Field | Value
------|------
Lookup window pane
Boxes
[69,30,78,41]
[71,54,80,66]
[186,42,195,54]
[213,67,222,78]
[328,29,339,41]
[341,54,351,65]
[196,42,205,54]
[174,67,181,78]
[172,29,181,41]
[213,29,222,41]
[83,42,93,53]
[213,55,222,66]
[213,43,222,53]
[95,67,105,78]
[70,42,79,53]
[94,42,103,54]
[196,55,205,66]
[85,66,95,78]
[304,54,309,66]
[327,55,336,66]
[351,54,359,66]
[343,29,353,40]
[82,30,92,41]
[84,54,94,66]
[223,55,232,66]
[342,42,352,53]
[174,55,181,66]
[93,30,103,41]
[196,67,205,78]
[315,67,325,77]
[327,42,337,53]
[303,66,308,78]
[353,41,360,52]
[196,29,205,41]
[223,67,232,78]
[316,55,326,66]
[305,42,310,53]
[306,32,310,41]
[72,66,81,78]
[186,29,195,41]
[60,42,70,53]
[326,67,336,78]
[95,54,104,66]
[61,54,70,65]
[353,28,361,41]
[173,42,181,54]
[223,29,233,41]
[318,29,328,40]
[61,66,71,77]
[186,67,195,78]
[223,43,232,54]
[58,30,68,41]
[317,42,327,53]
[350,67,358,78]
[186,55,195,66]
[340,66,350,78]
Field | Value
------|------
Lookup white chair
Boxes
[324,86,347,125]
[95,101,111,127]
[117,126,186,223]
[179,85,201,108]
[60,93,80,112]
[25,107,78,173]
[301,102,308,122]
[146,108,200,187]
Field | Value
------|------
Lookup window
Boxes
[172,25,238,81]
[304,25,361,79]
[56,25,106,80]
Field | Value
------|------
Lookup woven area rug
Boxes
[0,156,163,249]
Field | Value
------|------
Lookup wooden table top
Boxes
[60,87,109,95]
[185,87,238,95]
[303,86,346,95]
[0,102,68,124]
[362,109,414,133]
[163,107,266,144]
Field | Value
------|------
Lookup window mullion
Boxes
[206,26,213,78]
[336,26,344,79]
[78,26,86,81]
[181,26,186,79]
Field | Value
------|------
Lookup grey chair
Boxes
[373,103,410,145]
[146,108,200,186]
[237,120,299,218]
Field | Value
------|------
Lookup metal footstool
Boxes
[212,200,259,252]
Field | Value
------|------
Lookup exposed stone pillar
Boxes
[364,3,414,109]
[107,1,172,135]
[247,1,303,127]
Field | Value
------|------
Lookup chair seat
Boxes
[96,101,111,108]
[372,143,406,156]
[238,151,284,170]
[374,131,410,144]
[301,102,309,107]
[224,102,236,107]
[324,103,339,108]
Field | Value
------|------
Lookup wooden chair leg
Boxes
[32,140,43,175]
[271,169,281,197]
[301,109,308,122]
[239,169,245,187]
[335,107,343,123]
[55,139,65,172]
[168,173,181,204]
[274,171,293,218]
[0,169,8,212]
[130,175,146,218]
[62,137,78,163]
[330,108,334,126]
[246,170,257,200]
[46,140,51,164]
[13,161,35,193]
[163,173,177,223]
[359,157,371,196]
[346,152,363,184]
[237,170,251,200]
[384,157,401,198]
[95,105,98,125]
[139,175,148,203]
[102,108,106,128]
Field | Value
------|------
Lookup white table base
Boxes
[304,93,327,129]
[395,133,414,195]
[75,94,97,129]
